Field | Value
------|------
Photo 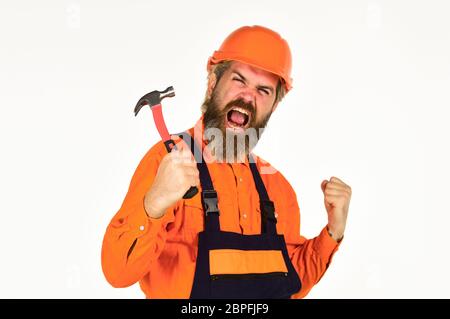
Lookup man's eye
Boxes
[258,88,269,95]
[233,78,244,83]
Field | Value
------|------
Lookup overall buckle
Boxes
[261,200,277,223]
[202,190,220,216]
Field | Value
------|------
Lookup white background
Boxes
[0,0,449,298]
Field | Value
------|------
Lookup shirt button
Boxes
[139,225,145,231]
[239,177,243,182]
[243,213,247,218]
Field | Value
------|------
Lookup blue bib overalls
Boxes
[177,132,301,299]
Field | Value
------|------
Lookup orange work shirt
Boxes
[101,117,340,298]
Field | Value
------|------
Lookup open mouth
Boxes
[226,107,251,130]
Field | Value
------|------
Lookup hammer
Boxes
[134,86,198,199]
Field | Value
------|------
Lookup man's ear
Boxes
[207,73,217,99]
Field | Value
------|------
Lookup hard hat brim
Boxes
[208,52,293,92]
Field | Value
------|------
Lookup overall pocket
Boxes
[211,272,287,281]
[208,249,293,298]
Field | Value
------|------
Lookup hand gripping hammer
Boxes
[134,86,198,199]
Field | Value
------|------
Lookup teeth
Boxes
[231,107,249,116]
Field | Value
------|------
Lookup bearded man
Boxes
[102,25,352,299]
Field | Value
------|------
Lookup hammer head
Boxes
[134,86,175,116]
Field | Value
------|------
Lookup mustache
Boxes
[223,98,256,123]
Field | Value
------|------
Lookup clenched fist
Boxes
[321,176,352,242]
[144,136,200,219]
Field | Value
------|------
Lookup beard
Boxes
[202,89,273,163]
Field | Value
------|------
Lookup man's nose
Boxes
[238,89,257,107]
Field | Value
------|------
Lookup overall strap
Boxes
[177,132,220,232]
[248,154,278,235]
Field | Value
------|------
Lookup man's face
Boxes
[202,61,280,162]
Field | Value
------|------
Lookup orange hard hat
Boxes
[207,25,293,92]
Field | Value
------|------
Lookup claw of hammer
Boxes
[134,86,175,116]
